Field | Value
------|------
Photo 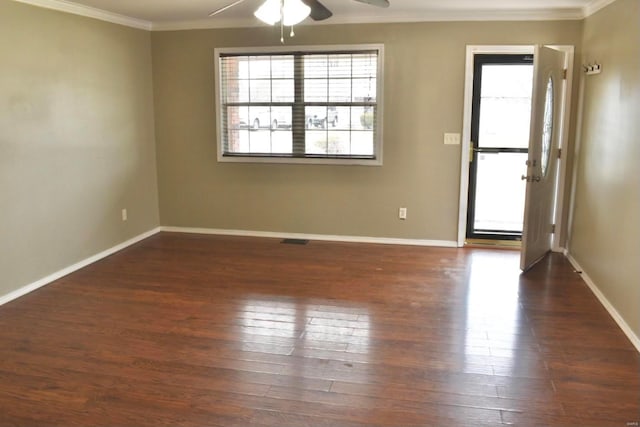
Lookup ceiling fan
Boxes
[209,0,390,24]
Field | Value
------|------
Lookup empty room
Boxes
[1,0,638,425]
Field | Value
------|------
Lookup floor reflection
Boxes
[240,300,300,341]
[464,250,522,373]
[237,297,372,386]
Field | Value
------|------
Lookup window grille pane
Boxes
[306,130,328,155]
[248,106,267,129]
[226,106,245,130]
[270,106,291,130]
[226,128,250,152]
[271,55,294,78]
[305,106,328,129]
[304,78,328,103]
[352,54,377,77]
[353,78,376,102]
[327,131,351,155]
[248,129,271,153]
[271,129,293,155]
[304,55,328,78]
[248,56,270,79]
[329,79,351,103]
[236,58,249,79]
[351,106,375,130]
[272,79,294,102]
[249,79,271,102]
[351,131,375,156]
[328,54,352,78]
[334,106,351,130]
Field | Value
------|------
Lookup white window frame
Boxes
[214,44,384,166]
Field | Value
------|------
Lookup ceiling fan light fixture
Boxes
[282,0,311,26]
[254,0,311,26]
[254,0,281,25]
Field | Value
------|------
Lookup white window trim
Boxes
[214,44,385,166]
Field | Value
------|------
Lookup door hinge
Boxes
[562,68,568,80]
[557,148,562,159]
[551,224,556,233]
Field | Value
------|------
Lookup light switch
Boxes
[444,133,461,145]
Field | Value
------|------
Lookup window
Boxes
[215,45,383,165]
[540,75,554,178]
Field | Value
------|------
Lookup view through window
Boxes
[474,62,533,234]
[216,45,383,164]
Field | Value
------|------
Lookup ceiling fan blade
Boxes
[301,0,333,21]
[352,0,390,8]
[209,0,247,17]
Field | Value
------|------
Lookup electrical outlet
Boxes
[399,207,407,220]
[121,209,128,221]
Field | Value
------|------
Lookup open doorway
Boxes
[457,45,575,258]
[466,54,533,242]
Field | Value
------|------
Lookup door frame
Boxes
[457,45,575,250]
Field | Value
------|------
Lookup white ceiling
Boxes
[15,0,615,30]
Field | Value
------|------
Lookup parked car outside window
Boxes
[239,107,291,130]
[306,106,339,129]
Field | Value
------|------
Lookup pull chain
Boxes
[280,20,284,43]
[279,0,284,43]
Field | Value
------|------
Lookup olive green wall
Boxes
[0,1,159,297]
[152,20,582,241]
[569,0,640,339]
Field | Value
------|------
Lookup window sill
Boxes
[218,153,383,166]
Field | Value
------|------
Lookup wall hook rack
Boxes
[584,63,602,75]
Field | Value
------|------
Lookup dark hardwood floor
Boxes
[0,232,638,426]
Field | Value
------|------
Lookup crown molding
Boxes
[13,0,602,33]
[153,8,584,32]
[152,17,264,32]
[11,0,152,30]
[583,0,618,17]
[315,8,585,24]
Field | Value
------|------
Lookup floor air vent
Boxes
[281,238,309,245]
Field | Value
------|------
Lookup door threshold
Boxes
[465,238,521,250]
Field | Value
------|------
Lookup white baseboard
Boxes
[0,227,161,307]
[564,251,640,353]
[0,226,452,308]
[160,226,458,248]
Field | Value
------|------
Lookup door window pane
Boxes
[473,152,528,232]
[541,76,554,177]
[478,64,533,149]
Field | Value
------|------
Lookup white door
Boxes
[520,46,565,271]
